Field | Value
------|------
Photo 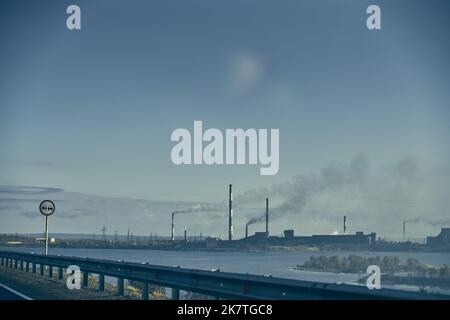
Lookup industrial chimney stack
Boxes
[343,216,347,234]
[228,184,233,241]
[245,224,248,238]
[265,198,269,238]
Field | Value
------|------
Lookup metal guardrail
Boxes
[0,250,449,300]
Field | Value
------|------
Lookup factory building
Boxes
[199,185,376,249]
[426,228,450,248]
[242,229,376,247]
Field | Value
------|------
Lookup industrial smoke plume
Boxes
[404,217,450,226]
[173,203,224,215]
[244,154,370,226]
[242,154,430,229]
[173,154,445,236]
[171,203,224,240]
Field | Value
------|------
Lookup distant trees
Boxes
[301,255,379,272]
[299,255,450,278]
[417,264,450,279]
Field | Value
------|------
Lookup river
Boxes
[2,246,450,294]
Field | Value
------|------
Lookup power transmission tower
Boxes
[101,225,107,241]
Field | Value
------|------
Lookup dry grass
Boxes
[0,264,167,300]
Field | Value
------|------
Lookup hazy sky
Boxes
[1,0,449,238]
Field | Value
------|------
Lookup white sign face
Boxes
[39,200,55,216]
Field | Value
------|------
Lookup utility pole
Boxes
[403,221,406,241]
[171,212,176,241]
[101,225,107,241]
[228,184,233,241]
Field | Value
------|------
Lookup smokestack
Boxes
[265,198,269,237]
[171,212,175,241]
[228,184,233,241]
[343,216,347,234]
[245,224,248,238]
[184,229,187,242]
[403,221,406,241]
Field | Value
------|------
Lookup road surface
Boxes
[0,283,33,300]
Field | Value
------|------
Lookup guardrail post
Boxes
[99,274,105,291]
[117,278,124,296]
[82,271,89,288]
[48,265,53,278]
[25,261,29,272]
[141,282,149,300]
[40,264,45,276]
[32,262,36,273]
[58,267,64,280]
[171,288,180,300]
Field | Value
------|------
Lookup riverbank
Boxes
[1,243,323,253]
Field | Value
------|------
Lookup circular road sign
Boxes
[39,200,55,216]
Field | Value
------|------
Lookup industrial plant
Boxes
[1,183,448,252]
[164,184,449,252]
[170,184,378,250]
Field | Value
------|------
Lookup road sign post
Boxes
[39,200,55,255]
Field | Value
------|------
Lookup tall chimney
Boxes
[343,216,347,234]
[265,198,269,237]
[171,212,175,241]
[228,184,233,241]
[245,224,248,238]
[184,229,187,242]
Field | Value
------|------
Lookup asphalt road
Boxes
[0,283,32,300]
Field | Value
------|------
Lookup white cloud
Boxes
[227,52,264,94]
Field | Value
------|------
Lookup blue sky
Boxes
[1,0,449,237]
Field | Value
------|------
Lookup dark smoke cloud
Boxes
[173,203,224,216]
[234,187,270,206]
[403,217,450,226]
[243,154,382,227]
[388,156,418,181]
[242,154,450,234]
